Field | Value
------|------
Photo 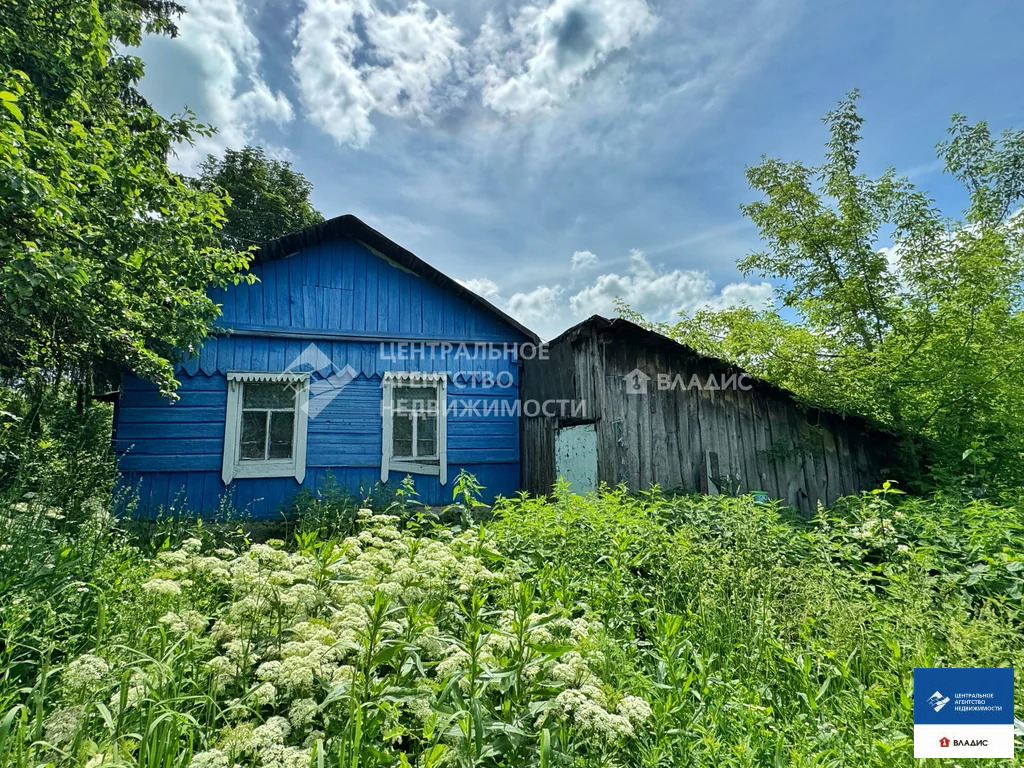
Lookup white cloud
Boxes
[292,0,465,146]
[457,277,502,302]
[507,285,564,326]
[475,0,657,115]
[144,0,795,164]
[291,0,660,145]
[462,247,774,338]
[570,250,689,317]
[146,0,293,168]
[570,249,599,271]
[878,245,902,277]
[699,281,775,312]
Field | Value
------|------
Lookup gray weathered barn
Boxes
[521,315,897,513]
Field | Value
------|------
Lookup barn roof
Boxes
[553,315,892,433]
[256,214,539,343]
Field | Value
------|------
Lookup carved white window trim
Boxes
[222,371,309,484]
[380,371,447,485]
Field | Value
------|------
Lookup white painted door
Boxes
[554,423,598,494]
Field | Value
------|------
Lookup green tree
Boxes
[196,146,324,250]
[624,92,1024,488]
[0,0,250,403]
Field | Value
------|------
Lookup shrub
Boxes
[2,483,1021,767]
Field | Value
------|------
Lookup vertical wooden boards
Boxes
[748,391,777,497]
[692,370,715,494]
[523,321,901,510]
[659,365,684,492]
[684,365,702,492]
[766,395,802,511]
[833,420,856,498]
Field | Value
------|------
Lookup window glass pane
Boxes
[240,411,267,460]
[394,386,437,414]
[417,414,436,457]
[243,381,295,409]
[268,411,294,459]
[393,412,413,457]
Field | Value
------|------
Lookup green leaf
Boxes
[2,100,23,121]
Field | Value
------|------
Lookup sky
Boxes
[137,0,1024,339]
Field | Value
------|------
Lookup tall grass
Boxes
[1,478,1021,766]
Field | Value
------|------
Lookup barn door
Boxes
[554,423,598,494]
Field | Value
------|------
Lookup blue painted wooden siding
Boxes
[209,238,519,341]
[115,237,527,518]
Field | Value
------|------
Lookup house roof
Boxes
[553,314,893,434]
[255,214,539,343]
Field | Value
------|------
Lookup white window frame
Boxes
[381,371,447,485]
[222,371,309,484]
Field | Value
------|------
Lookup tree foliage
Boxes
[196,146,324,250]
[624,92,1024,488]
[0,0,251,399]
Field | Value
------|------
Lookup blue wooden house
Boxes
[113,215,538,518]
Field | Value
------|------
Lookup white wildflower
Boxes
[142,578,181,598]
[302,730,325,748]
[181,537,203,554]
[252,715,291,747]
[194,556,231,579]
[251,681,277,706]
[225,639,259,665]
[220,722,257,753]
[64,654,109,695]
[44,705,84,745]
[616,695,652,725]
[552,689,634,738]
[188,749,229,768]
[156,549,189,569]
[158,611,187,634]
[329,665,358,686]
[551,652,598,687]
[288,697,318,728]
[260,745,311,768]
[435,647,470,678]
[207,656,239,684]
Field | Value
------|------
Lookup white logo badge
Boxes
[623,368,650,395]
[928,691,951,713]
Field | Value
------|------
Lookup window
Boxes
[381,372,447,485]
[222,372,309,484]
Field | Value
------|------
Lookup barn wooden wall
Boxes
[522,322,898,514]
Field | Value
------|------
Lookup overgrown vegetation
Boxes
[0,0,252,398]
[194,146,324,251]
[622,91,1024,492]
[1,4,1022,766]
[2,480,1021,767]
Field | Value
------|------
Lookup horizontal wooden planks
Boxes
[213,239,525,342]
[117,461,521,519]
[116,333,525,514]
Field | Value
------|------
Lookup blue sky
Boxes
[138,0,1024,339]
